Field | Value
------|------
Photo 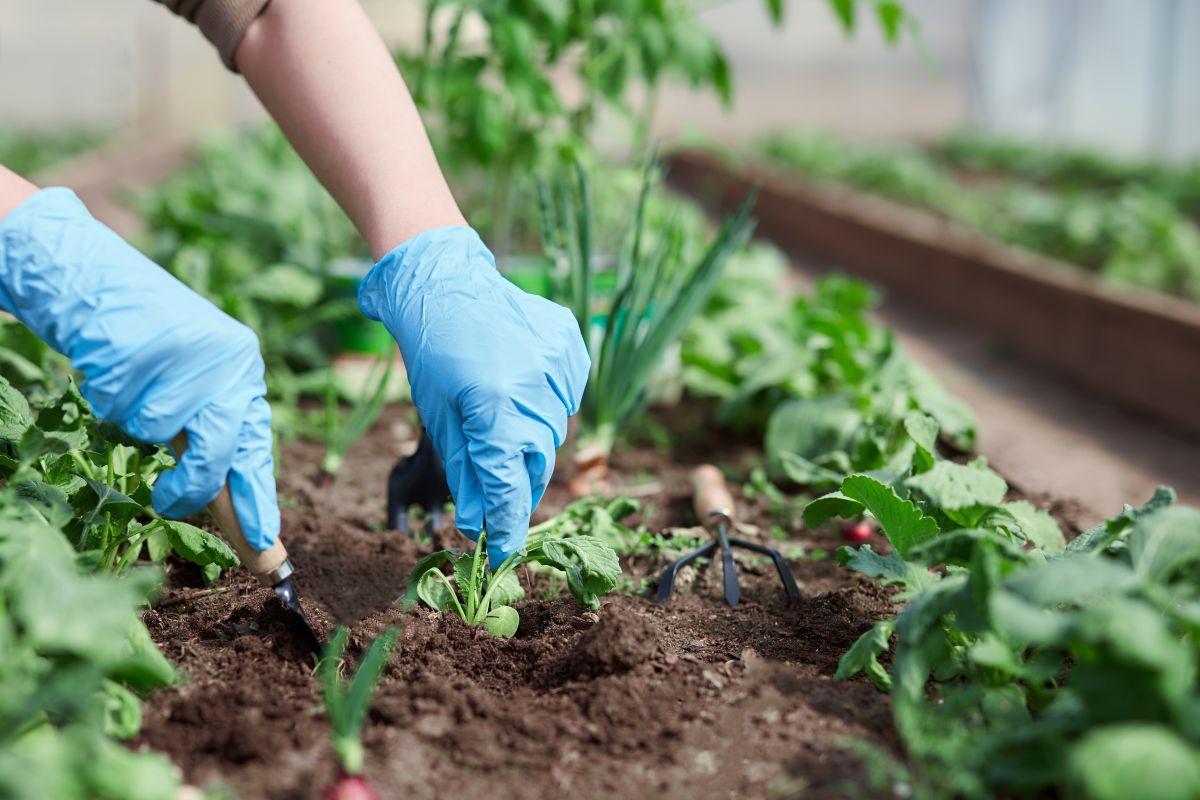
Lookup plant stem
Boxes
[430,570,467,621]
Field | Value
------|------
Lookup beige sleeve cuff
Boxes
[152,0,271,71]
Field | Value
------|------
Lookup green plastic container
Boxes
[328,258,394,355]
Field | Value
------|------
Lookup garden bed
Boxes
[131,400,1085,799]
[664,150,1200,438]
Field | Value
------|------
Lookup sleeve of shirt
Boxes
[151,0,271,71]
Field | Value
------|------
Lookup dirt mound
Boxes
[543,607,658,682]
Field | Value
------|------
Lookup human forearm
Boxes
[0,166,39,222]
[236,0,466,259]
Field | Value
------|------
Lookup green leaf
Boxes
[909,529,1030,570]
[417,569,455,613]
[483,604,520,638]
[1127,505,1200,584]
[401,549,461,611]
[1005,558,1139,606]
[764,0,785,24]
[903,411,938,473]
[239,262,324,307]
[486,569,525,608]
[836,620,894,691]
[102,679,142,740]
[0,374,33,446]
[15,479,73,529]
[779,451,847,487]
[905,459,1007,511]
[841,474,940,557]
[765,397,863,477]
[837,544,937,592]
[534,536,621,610]
[159,519,239,571]
[826,0,855,33]
[802,490,865,528]
[1067,725,1200,800]
[874,0,906,43]
[1001,500,1065,553]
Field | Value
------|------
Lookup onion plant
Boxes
[537,159,756,480]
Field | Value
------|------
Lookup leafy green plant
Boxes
[404,533,621,637]
[0,475,180,799]
[317,626,398,790]
[806,410,1200,799]
[539,159,756,466]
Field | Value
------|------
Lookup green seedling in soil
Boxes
[318,347,396,485]
[404,532,620,637]
[317,627,398,800]
[539,158,756,482]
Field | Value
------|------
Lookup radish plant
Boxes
[317,627,398,800]
[404,533,620,637]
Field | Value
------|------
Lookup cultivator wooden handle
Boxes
[691,464,735,524]
[170,432,291,586]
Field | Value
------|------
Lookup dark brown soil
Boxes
[135,404,938,799]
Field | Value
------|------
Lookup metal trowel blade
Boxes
[273,576,324,656]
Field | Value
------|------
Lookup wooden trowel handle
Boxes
[171,432,290,586]
[691,464,735,526]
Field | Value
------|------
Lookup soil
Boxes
[133,403,1068,800]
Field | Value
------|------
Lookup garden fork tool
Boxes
[171,433,323,655]
[656,465,800,607]
[386,430,451,533]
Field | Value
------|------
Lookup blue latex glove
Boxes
[0,188,280,549]
[360,226,589,567]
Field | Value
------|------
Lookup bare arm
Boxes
[0,166,39,222]
[235,0,466,260]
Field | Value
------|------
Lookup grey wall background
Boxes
[0,0,1196,159]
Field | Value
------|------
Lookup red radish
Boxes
[842,521,874,543]
[322,773,380,800]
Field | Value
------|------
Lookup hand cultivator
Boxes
[386,430,451,533]
[656,465,800,607]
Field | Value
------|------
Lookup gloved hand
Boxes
[360,226,589,567]
[0,188,280,549]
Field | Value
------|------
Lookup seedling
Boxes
[317,626,398,799]
[403,533,620,637]
[318,348,396,485]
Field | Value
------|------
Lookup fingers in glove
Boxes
[226,396,281,552]
[425,409,484,541]
[152,397,246,519]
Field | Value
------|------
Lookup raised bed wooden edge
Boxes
[666,149,1200,437]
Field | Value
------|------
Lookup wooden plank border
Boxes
[666,150,1200,437]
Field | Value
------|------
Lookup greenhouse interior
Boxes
[2,1,1200,798]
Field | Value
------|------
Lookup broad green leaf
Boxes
[1073,486,1178,554]
[906,361,976,450]
[765,397,863,477]
[535,536,621,610]
[841,474,939,557]
[487,569,525,608]
[1127,505,1200,583]
[825,0,855,33]
[779,451,846,487]
[159,520,239,571]
[417,569,455,613]
[401,549,460,610]
[802,490,865,528]
[910,529,1030,571]
[0,375,33,446]
[903,411,938,473]
[78,478,141,533]
[483,604,520,638]
[837,544,937,592]
[836,620,894,691]
[905,459,1007,511]
[874,0,906,43]
[1001,500,1065,553]
[1005,558,1138,606]
[15,479,73,529]
[1066,725,1200,800]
